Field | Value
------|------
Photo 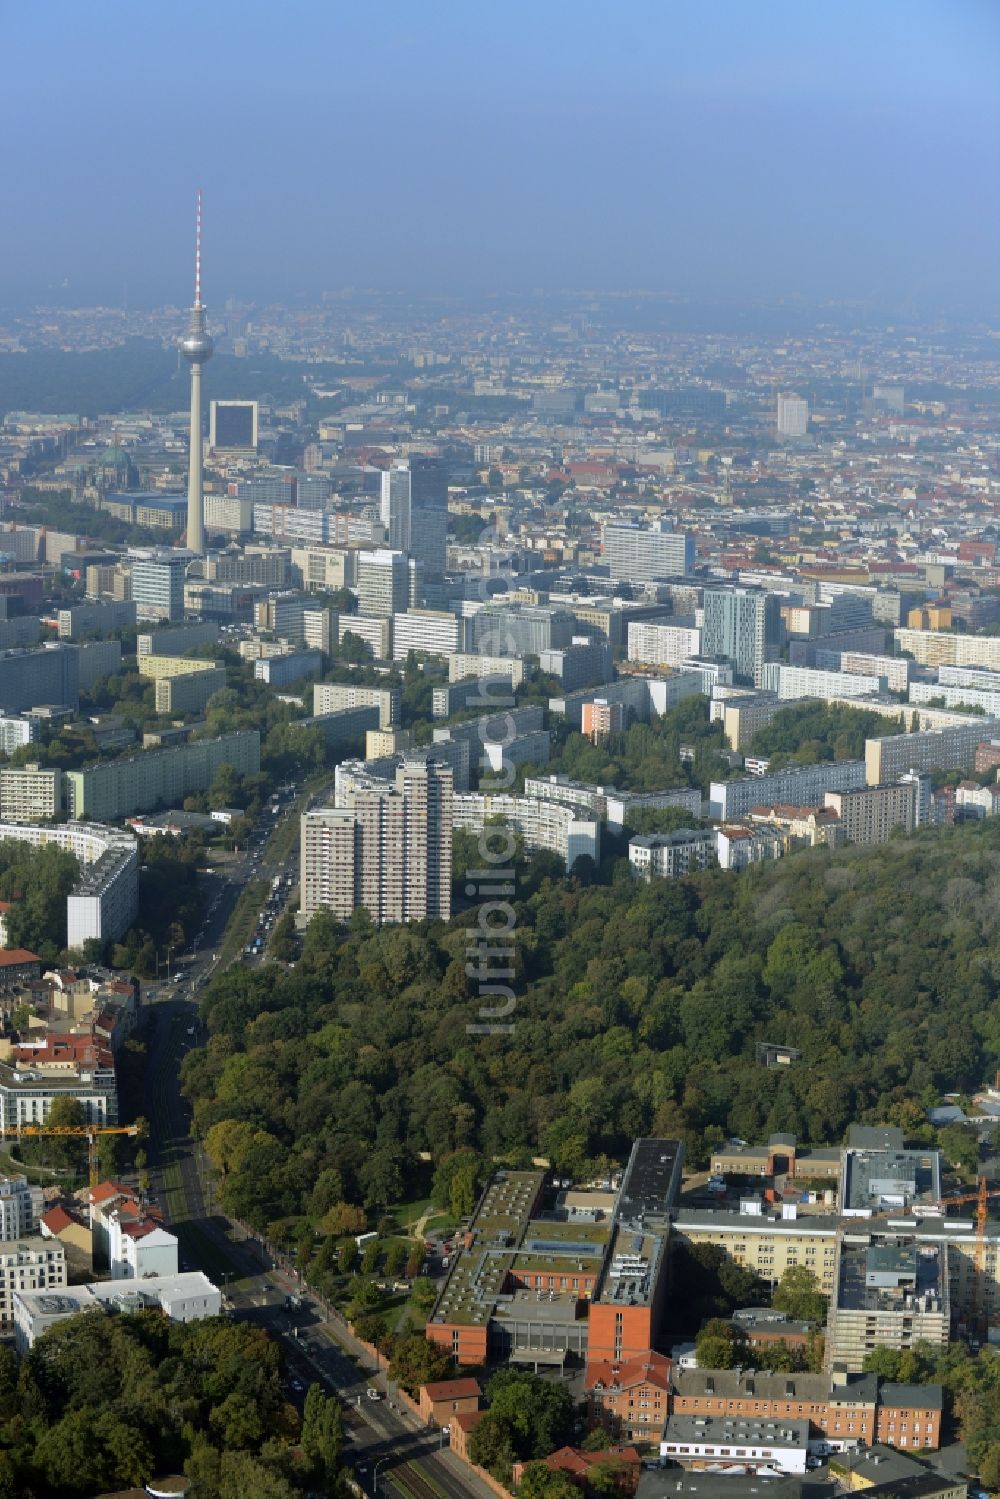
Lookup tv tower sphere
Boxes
[180,319,214,364]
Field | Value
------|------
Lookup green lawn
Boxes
[422,1214,457,1237]
[0,1149,76,1186]
[389,1196,435,1230]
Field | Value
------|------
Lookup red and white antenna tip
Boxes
[194,190,203,307]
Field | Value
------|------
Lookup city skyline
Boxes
[3,1,998,314]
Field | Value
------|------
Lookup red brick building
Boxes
[418,1377,481,1428]
[585,1352,671,1443]
[668,1368,942,1452]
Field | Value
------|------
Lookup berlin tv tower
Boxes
[179,191,213,555]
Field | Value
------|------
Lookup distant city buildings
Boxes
[777,392,809,437]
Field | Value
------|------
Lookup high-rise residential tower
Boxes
[409,456,450,578]
[702,586,784,687]
[179,192,213,555]
[300,756,453,924]
[380,463,412,553]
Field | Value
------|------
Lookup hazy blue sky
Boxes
[5,0,999,312]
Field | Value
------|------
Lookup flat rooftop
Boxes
[664,1414,811,1447]
[428,1169,543,1329]
[837,1241,943,1313]
[842,1147,941,1212]
[493,1287,587,1325]
[617,1137,683,1223]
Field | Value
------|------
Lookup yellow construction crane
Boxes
[2,1124,141,1189]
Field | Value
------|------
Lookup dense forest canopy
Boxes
[0,1311,340,1497]
[746,700,905,766]
[182,817,1000,1234]
[0,841,79,958]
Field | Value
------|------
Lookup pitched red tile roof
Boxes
[41,1205,77,1234]
[422,1378,481,1401]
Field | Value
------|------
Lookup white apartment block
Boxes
[453,792,599,868]
[938,664,1000,691]
[716,823,785,870]
[909,680,1000,716]
[629,830,716,880]
[0,1176,42,1240]
[392,609,468,661]
[761,664,885,701]
[302,607,335,655]
[865,718,1000,785]
[301,758,453,924]
[356,549,409,618]
[627,620,702,669]
[824,782,917,845]
[0,1240,66,1326]
[0,716,37,755]
[814,651,913,693]
[204,492,254,533]
[0,765,62,821]
[603,524,694,581]
[313,682,400,729]
[777,393,809,436]
[523,775,703,832]
[339,613,392,659]
[709,760,867,820]
[448,654,526,687]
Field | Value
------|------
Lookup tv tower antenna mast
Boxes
[180,190,213,555]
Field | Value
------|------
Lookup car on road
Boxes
[290,1378,304,1393]
[365,1387,381,1401]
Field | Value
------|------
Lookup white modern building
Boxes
[0,1240,67,1330]
[109,1215,179,1281]
[453,792,599,868]
[627,620,702,669]
[629,830,716,880]
[0,1176,42,1240]
[716,823,786,870]
[13,1271,221,1352]
[661,1414,809,1474]
[392,609,469,661]
[761,664,885,702]
[709,760,867,820]
[0,716,38,756]
[603,523,695,581]
[313,682,400,729]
